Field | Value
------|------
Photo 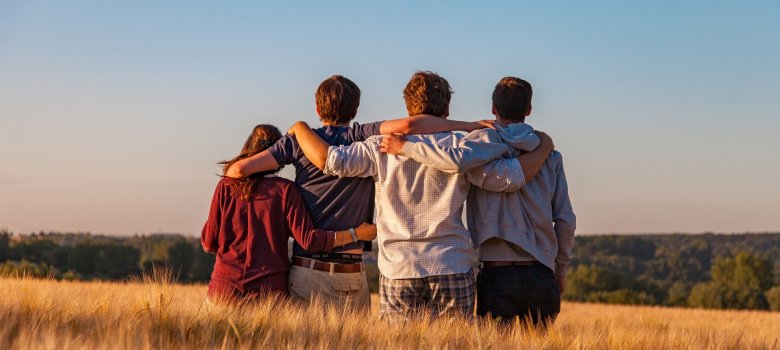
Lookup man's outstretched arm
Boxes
[379,114,494,135]
[380,131,554,187]
[225,150,280,178]
[288,121,331,170]
[517,132,555,184]
[465,135,554,192]
[290,121,377,178]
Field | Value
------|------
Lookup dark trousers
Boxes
[476,264,561,327]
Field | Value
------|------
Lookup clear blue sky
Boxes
[1,1,779,235]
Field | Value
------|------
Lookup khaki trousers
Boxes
[288,264,371,311]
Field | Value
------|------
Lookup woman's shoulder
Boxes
[215,175,296,197]
[261,175,293,184]
[216,176,244,188]
[257,176,297,192]
[216,175,290,185]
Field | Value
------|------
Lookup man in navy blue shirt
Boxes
[226,75,490,310]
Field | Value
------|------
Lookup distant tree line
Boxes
[0,228,214,282]
[2,228,779,311]
[565,234,780,311]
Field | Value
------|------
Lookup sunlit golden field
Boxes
[2,275,779,349]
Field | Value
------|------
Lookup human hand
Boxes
[535,131,555,152]
[556,275,566,295]
[472,119,497,131]
[287,121,309,136]
[355,222,377,241]
[379,134,407,155]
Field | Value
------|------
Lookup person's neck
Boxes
[322,121,348,127]
[497,117,525,125]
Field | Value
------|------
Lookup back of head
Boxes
[315,75,361,125]
[220,124,283,200]
[492,76,533,123]
[403,71,453,118]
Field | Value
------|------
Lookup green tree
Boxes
[0,260,52,277]
[765,286,780,311]
[688,253,772,310]
[93,243,140,279]
[589,289,656,305]
[67,243,97,275]
[166,239,194,281]
[687,282,726,309]
[566,265,629,300]
[665,281,690,306]
[189,249,215,282]
[0,229,10,262]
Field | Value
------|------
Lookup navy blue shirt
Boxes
[267,121,382,263]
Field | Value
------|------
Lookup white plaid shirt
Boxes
[324,132,525,279]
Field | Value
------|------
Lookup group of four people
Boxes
[201,71,576,326]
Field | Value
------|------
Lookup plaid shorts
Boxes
[379,269,475,321]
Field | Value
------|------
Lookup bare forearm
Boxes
[225,151,280,178]
[380,114,482,135]
[517,150,550,183]
[405,115,481,134]
[291,122,329,170]
[333,230,355,247]
[516,133,555,183]
[333,223,377,247]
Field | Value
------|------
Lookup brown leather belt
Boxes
[291,256,363,273]
[482,260,540,268]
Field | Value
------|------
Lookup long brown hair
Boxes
[219,124,283,201]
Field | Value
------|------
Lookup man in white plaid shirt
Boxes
[288,71,553,321]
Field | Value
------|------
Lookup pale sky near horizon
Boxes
[1,1,779,236]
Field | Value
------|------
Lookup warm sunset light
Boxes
[1,2,779,349]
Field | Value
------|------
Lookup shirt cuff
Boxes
[323,146,340,176]
[508,158,526,188]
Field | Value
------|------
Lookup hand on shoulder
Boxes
[379,134,407,155]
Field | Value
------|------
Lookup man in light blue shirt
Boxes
[381,76,575,327]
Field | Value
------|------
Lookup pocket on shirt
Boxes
[331,272,365,294]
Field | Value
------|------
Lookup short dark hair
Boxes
[403,71,452,117]
[315,75,361,125]
[492,77,533,123]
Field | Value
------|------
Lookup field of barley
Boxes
[2,274,779,350]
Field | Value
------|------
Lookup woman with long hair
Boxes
[201,124,376,302]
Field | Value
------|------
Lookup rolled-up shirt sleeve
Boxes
[465,157,526,193]
[401,130,511,174]
[324,140,378,178]
[551,152,576,277]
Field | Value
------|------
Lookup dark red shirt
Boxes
[201,176,335,296]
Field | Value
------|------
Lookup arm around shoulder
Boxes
[225,150,280,178]
[389,130,510,174]
[379,114,486,135]
[323,139,378,178]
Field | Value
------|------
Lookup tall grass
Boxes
[1,274,779,349]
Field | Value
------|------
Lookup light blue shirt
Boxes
[401,124,577,276]
[324,132,525,279]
